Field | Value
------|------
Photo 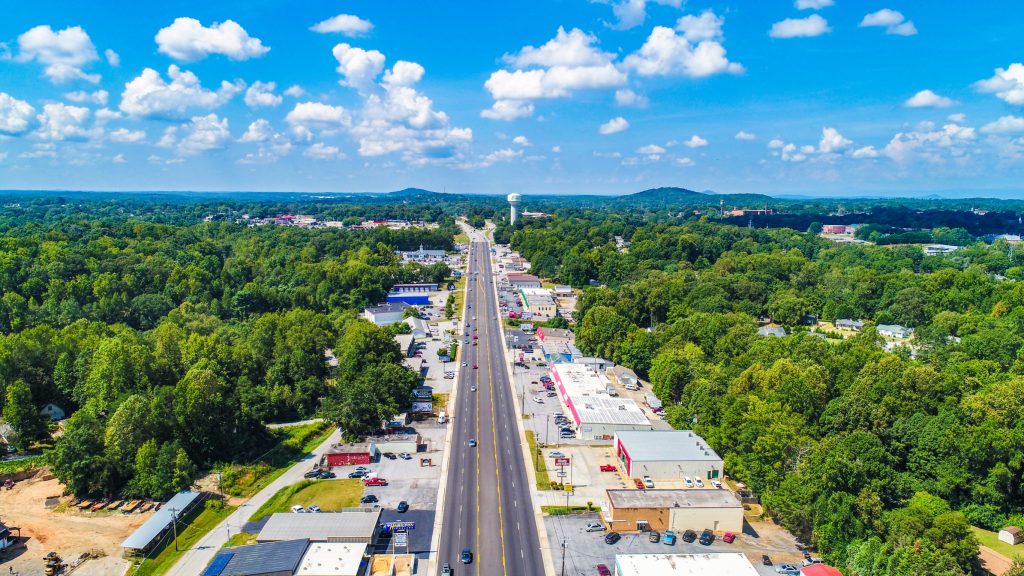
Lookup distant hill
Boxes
[610,187,775,209]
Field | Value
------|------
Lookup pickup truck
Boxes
[363,477,388,486]
[599,464,617,472]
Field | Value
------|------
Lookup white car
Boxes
[471,386,477,392]
[308,505,321,513]
[585,522,606,532]
[695,478,705,488]
[711,480,723,489]
[684,477,694,488]
[291,505,306,513]
[532,396,544,403]
[461,362,468,367]
[642,476,654,488]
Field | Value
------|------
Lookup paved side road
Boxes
[167,428,341,575]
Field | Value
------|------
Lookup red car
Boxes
[473,364,478,369]
[363,477,388,486]
[599,464,617,472]
[722,531,736,543]
[472,334,478,339]
[596,564,611,576]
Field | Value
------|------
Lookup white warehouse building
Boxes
[614,430,724,482]
[551,364,651,440]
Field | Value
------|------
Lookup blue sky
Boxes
[1,1,1023,196]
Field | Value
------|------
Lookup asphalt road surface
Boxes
[437,238,545,575]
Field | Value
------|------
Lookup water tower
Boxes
[507,193,522,224]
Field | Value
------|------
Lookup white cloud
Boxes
[244,81,282,107]
[304,142,346,160]
[883,123,976,162]
[684,134,708,148]
[975,63,1024,105]
[35,102,101,141]
[599,117,629,134]
[120,65,243,119]
[112,153,126,163]
[481,100,534,121]
[770,15,831,38]
[20,143,57,159]
[160,114,231,155]
[615,89,649,107]
[0,92,36,135]
[735,130,756,141]
[859,9,916,36]
[552,145,561,153]
[310,14,373,36]
[285,102,351,140]
[675,156,695,166]
[240,119,274,143]
[637,144,666,154]
[506,27,613,68]
[109,128,146,143]
[237,119,292,163]
[818,127,852,153]
[768,138,786,149]
[0,153,6,163]
[483,148,522,164]
[948,113,967,123]
[606,0,683,30]
[105,49,120,67]
[852,146,879,158]
[796,0,833,9]
[65,89,109,106]
[675,10,724,42]
[17,25,100,83]
[155,17,269,61]
[485,65,626,100]
[512,135,531,146]
[624,18,743,77]
[905,89,955,108]
[981,115,1024,134]
[284,85,305,98]
[333,43,387,93]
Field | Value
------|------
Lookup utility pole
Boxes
[560,538,567,576]
[170,508,180,551]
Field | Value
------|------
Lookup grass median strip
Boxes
[541,505,602,516]
[249,478,364,522]
[525,430,552,490]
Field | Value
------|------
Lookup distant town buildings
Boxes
[363,302,410,326]
[923,244,960,256]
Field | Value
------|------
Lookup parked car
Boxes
[649,530,660,543]
[802,558,825,566]
[604,532,621,545]
[460,549,473,564]
[291,504,306,513]
[303,469,322,479]
[776,564,799,575]
[695,478,705,488]
[546,391,557,397]
[397,501,409,513]
[399,452,412,460]
[319,471,336,479]
[585,522,605,532]
[642,476,654,488]
[532,397,544,403]
[383,452,397,460]
[348,471,365,478]
[360,494,378,503]
[663,530,676,545]
[699,529,715,545]
[599,464,617,472]
[683,477,694,488]
[363,477,388,486]
[711,480,723,489]
[596,564,611,576]
[762,555,773,566]
[307,505,321,513]
[354,466,369,473]
[723,531,736,543]
[682,530,698,543]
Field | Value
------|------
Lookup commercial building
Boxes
[603,489,744,533]
[323,442,374,467]
[394,334,416,357]
[519,287,557,320]
[370,433,420,455]
[295,542,369,576]
[506,273,542,289]
[614,431,723,481]
[606,366,640,390]
[551,364,650,440]
[386,283,439,306]
[122,491,204,554]
[203,539,309,576]
[257,509,381,543]
[364,302,410,326]
[821,224,853,235]
[613,553,760,576]
[801,566,844,576]
[924,244,959,256]
[398,245,447,262]
[404,317,430,339]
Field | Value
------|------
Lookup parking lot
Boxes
[545,512,807,576]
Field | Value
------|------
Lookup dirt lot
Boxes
[0,473,152,576]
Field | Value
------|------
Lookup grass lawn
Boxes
[454,232,469,244]
[218,422,333,498]
[132,500,237,576]
[249,479,364,522]
[0,454,45,476]
[451,276,466,319]
[541,505,602,516]
[525,431,552,490]
[972,526,1024,560]
[224,532,257,548]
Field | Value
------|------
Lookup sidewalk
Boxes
[166,428,341,575]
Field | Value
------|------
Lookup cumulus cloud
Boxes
[105,49,120,66]
[981,115,1024,134]
[240,119,274,143]
[637,144,666,155]
[615,89,648,107]
[851,145,879,158]
[796,0,833,8]
[506,27,614,68]
[818,127,852,153]
[859,9,917,36]
[285,102,351,140]
[310,14,374,36]
[120,65,244,119]
[304,142,346,160]
[684,134,708,148]
[481,100,535,121]
[17,25,100,83]
[244,81,283,107]
[35,102,101,141]
[605,0,683,30]
[237,119,292,163]
[883,123,976,162]
[905,89,955,108]
[735,130,756,141]
[159,114,231,155]
[975,63,1024,105]
[284,85,305,98]
[109,127,146,143]
[675,156,695,166]
[770,15,831,38]
[112,153,126,163]
[512,135,531,146]
[552,145,561,153]
[155,17,269,61]
[333,43,387,93]
[624,14,743,77]
[599,117,629,134]
[65,89,109,106]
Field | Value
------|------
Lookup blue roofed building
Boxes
[203,538,309,576]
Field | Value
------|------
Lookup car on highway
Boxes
[441,563,452,574]
[596,564,611,576]
[472,364,478,369]
[699,529,715,545]
[460,549,473,564]
[722,531,736,543]
[604,532,621,545]
[681,529,698,543]
[642,476,654,488]
[663,530,676,545]
[461,362,468,367]
[599,464,617,472]
[585,522,605,532]
[471,386,477,392]
[468,439,477,447]
[397,501,409,513]
[363,477,388,486]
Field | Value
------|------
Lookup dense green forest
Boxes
[0,199,456,499]
[504,214,1024,575]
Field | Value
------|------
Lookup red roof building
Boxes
[801,565,844,576]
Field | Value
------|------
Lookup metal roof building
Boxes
[203,539,309,576]
[614,553,759,576]
[294,542,369,576]
[121,491,203,553]
[551,364,651,440]
[257,510,381,543]
[614,430,723,481]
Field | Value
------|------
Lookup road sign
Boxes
[383,521,416,532]
[554,457,570,466]
[556,471,567,477]
[563,484,573,492]
[395,533,408,547]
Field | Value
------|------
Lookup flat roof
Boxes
[205,539,309,576]
[366,302,409,314]
[258,510,380,542]
[615,431,722,463]
[553,364,650,426]
[607,489,742,510]
[615,553,759,576]
[295,542,367,576]
[122,491,202,549]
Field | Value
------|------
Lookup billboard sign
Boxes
[383,521,416,532]
[411,401,433,413]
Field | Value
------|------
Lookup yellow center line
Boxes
[483,245,509,576]
[474,247,482,576]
